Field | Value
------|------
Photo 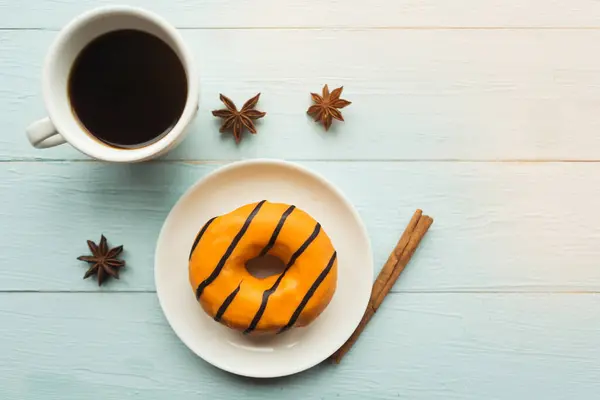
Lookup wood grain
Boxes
[1,292,599,399]
[1,161,599,292]
[3,29,600,161]
[1,0,600,29]
[2,0,600,396]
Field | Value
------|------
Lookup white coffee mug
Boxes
[25,6,199,162]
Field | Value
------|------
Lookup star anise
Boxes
[77,235,125,286]
[307,84,352,131]
[212,93,266,143]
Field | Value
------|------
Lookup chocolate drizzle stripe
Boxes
[278,251,337,334]
[195,200,266,299]
[189,217,217,260]
[258,205,296,257]
[243,223,321,335]
[214,282,242,322]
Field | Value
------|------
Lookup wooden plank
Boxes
[1,0,600,29]
[1,161,600,292]
[4,29,600,161]
[1,292,599,399]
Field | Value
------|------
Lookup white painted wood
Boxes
[2,1,600,396]
[1,0,600,29]
[3,29,600,161]
[1,292,599,399]
[1,161,599,292]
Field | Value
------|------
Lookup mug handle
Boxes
[26,117,67,148]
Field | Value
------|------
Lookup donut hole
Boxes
[245,254,286,279]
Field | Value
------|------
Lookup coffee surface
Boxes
[69,29,188,148]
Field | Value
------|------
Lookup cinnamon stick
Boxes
[330,209,433,363]
[372,215,433,309]
[370,209,422,299]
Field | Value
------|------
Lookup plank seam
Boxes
[3,26,600,32]
[2,159,600,164]
[1,290,600,294]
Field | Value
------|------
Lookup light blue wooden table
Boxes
[2,1,600,398]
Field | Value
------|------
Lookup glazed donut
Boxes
[188,200,338,334]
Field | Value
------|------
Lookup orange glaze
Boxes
[188,200,338,334]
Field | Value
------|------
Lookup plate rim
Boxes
[154,158,373,378]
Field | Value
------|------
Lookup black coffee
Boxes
[68,29,188,148]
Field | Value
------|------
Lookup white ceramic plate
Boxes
[155,159,373,378]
